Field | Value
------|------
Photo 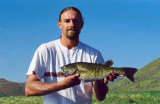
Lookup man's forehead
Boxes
[61,10,81,20]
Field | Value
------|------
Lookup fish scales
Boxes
[76,63,123,81]
[59,62,138,82]
[76,63,98,81]
[78,63,104,81]
[78,63,104,80]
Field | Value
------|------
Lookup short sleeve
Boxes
[26,44,47,79]
[95,51,104,63]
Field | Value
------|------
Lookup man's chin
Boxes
[67,34,79,40]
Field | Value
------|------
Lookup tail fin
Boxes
[123,67,138,82]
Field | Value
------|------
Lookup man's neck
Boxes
[60,35,79,49]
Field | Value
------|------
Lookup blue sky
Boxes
[0,0,160,82]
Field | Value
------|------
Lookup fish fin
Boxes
[78,76,82,80]
[79,76,88,82]
[123,67,138,82]
[75,69,80,74]
[102,60,113,67]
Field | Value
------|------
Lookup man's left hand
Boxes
[103,71,124,84]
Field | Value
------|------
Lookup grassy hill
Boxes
[0,78,25,96]
[109,57,160,92]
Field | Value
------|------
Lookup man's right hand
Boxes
[62,74,81,89]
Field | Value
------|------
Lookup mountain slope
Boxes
[109,57,160,92]
[0,78,25,96]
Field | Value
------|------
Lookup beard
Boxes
[65,27,80,40]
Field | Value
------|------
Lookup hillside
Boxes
[0,78,25,96]
[109,57,160,92]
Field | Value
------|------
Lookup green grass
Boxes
[0,91,159,104]
[0,96,43,104]
[92,91,160,104]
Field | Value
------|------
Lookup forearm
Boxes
[92,80,108,101]
[25,80,65,96]
[25,74,80,96]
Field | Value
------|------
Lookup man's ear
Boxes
[81,21,84,29]
[80,21,84,29]
[58,21,62,30]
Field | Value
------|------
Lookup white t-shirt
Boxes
[27,39,104,104]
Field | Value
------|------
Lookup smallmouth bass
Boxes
[59,61,138,82]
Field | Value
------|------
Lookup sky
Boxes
[0,0,160,82]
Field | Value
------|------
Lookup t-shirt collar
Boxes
[58,39,80,51]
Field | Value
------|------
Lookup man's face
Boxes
[58,10,83,40]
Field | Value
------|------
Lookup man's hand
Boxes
[62,74,81,89]
[104,71,124,84]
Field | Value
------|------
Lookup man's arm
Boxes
[25,73,80,96]
[92,80,108,101]
[92,72,124,101]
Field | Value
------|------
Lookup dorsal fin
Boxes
[102,60,113,67]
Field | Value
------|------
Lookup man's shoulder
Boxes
[45,39,59,46]
[36,39,59,52]
[40,39,59,48]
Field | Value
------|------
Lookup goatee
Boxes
[66,27,80,40]
[66,32,79,40]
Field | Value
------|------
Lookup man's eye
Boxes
[65,20,70,23]
[73,19,79,22]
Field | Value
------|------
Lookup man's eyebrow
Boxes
[63,19,70,22]
[63,18,81,23]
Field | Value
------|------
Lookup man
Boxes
[25,7,122,104]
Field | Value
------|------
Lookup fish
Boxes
[59,60,138,82]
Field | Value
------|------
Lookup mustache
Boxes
[67,27,77,31]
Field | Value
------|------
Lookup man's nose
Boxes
[69,20,75,27]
